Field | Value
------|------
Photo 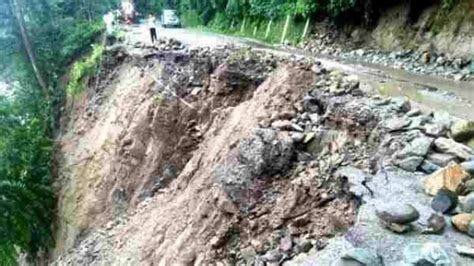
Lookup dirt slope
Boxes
[54,45,357,263]
[109,66,316,264]
[54,39,474,265]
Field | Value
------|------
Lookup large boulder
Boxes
[460,192,474,213]
[451,120,474,142]
[396,136,433,158]
[383,117,411,132]
[376,203,420,225]
[434,138,474,161]
[452,213,474,233]
[431,189,458,214]
[427,153,457,167]
[237,129,294,176]
[394,136,433,172]
[215,129,294,209]
[423,162,471,196]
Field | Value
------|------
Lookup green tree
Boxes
[0,0,117,262]
[327,0,356,17]
[10,0,50,100]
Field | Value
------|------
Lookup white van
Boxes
[161,9,181,28]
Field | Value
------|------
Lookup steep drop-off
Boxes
[53,38,474,265]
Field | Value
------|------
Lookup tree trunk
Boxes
[87,0,93,21]
[301,16,310,40]
[240,17,247,33]
[265,19,273,39]
[280,14,291,44]
[10,0,50,100]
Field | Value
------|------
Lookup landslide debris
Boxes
[300,10,474,82]
[54,37,474,265]
[54,41,279,255]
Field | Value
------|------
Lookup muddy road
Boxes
[127,24,473,120]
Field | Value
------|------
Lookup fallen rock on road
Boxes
[376,203,420,225]
[423,162,471,196]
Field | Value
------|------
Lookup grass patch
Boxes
[429,0,470,35]
[67,44,104,97]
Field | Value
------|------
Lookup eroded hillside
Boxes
[53,38,474,265]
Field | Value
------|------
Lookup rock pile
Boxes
[405,118,474,240]
[260,61,474,264]
[341,49,473,81]
[133,37,185,51]
[301,35,474,81]
[370,100,474,240]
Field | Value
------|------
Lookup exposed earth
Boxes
[130,25,474,121]
[52,24,474,265]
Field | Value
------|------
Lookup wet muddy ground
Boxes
[126,24,473,120]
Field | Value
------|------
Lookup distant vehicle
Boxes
[161,9,181,28]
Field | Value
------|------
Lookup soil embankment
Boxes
[303,0,474,81]
[53,36,474,265]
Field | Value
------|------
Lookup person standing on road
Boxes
[103,12,115,35]
[148,14,157,44]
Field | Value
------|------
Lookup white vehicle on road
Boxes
[161,9,181,28]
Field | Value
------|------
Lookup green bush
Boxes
[208,12,232,31]
[0,88,54,264]
[327,0,356,17]
[442,0,459,10]
[0,1,122,263]
[181,10,204,27]
[67,44,104,97]
[60,22,104,66]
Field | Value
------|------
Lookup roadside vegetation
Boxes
[67,44,105,97]
[0,0,117,263]
[141,0,462,44]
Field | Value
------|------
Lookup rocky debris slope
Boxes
[301,35,474,82]
[54,39,283,257]
[282,77,474,264]
[300,26,474,81]
[54,37,474,265]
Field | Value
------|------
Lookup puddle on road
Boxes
[260,46,474,120]
[368,79,474,120]
[313,54,474,119]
